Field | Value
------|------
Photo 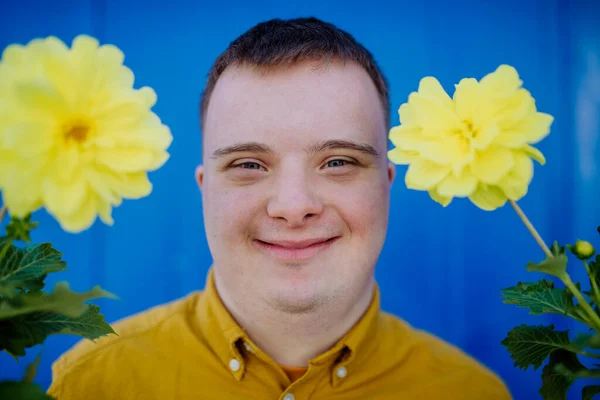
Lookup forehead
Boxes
[203,60,387,152]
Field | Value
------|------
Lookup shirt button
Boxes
[229,358,241,372]
[336,366,347,378]
[283,394,295,400]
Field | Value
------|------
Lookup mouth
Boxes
[253,237,340,262]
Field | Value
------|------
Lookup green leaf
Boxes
[527,254,568,279]
[0,304,116,358]
[0,242,66,296]
[24,352,42,383]
[501,324,570,370]
[0,282,117,319]
[551,241,566,256]
[0,381,53,400]
[501,280,579,319]
[540,349,586,400]
[583,385,600,400]
[5,214,38,243]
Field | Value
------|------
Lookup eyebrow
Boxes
[212,139,379,159]
[305,140,380,157]
[211,142,274,158]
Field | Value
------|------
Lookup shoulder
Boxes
[377,312,512,399]
[47,291,202,398]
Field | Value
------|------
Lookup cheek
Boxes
[203,184,263,242]
[326,177,390,241]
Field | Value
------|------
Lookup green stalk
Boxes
[509,200,600,330]
[584,260,600,305]
[509,200,553,259]
[561,273,600,331]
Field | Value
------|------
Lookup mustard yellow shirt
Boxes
[48,270,512,399]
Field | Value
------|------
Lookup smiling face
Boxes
[197,60,394,315]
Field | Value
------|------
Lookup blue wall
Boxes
[1,1,599,398]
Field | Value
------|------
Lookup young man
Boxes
[48,17,512,399]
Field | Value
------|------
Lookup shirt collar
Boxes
[193,267,382,384]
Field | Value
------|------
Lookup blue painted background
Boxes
[1,0,599,398]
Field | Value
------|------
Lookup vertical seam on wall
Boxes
[90,0,108,297]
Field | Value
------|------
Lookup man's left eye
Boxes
[326,159,353,168]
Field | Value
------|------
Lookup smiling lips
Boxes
[254,237,339,262]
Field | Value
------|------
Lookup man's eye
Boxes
[234,162,263,170]
[325,159,354,168]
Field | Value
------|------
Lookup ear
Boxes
[195,165,205,190]
[387,162,396,185]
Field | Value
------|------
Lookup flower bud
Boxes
[570,240,595,260]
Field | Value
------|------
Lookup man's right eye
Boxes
[232,162,264,170]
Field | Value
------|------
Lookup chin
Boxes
[268,292,324,314]
[264,276,333,314]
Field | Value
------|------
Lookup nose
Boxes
[267,171,324,227]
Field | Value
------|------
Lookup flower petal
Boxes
[95,146,165,173]
[437,170,478,197]
[398,102,417,126]
[96,196,114,225]
[479,65,522,99]
[42,177,88,217]
[418,77,454,110]
[419,136,460,165]
[471,122,499,150]
[88,167,152,200]
[84,169,122,205]
[496,152,534,200]
[522,144,546,165]
[96,113,173,152]
[387,147,417,165]
[1,174,44,217]
[493,89,535,129]
[524,113,554,144]
[453,78,480,122]
[96,44,134,89]
[54,191,98,233]
[13,81,69,118]
[388,125,422,150]
[429,189,452,207]
[471,146,515,184]
[469,184,507,211]
[497,112,554,147]
[409,92,462,132]
[92,89,156,131]
[405,160,449,190]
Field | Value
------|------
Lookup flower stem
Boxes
[584,260,600,306]
[562,273,600,331]
[509,200,553,259]
[0,238,12,262]
[0,205,6,224]
[569,347,600,359]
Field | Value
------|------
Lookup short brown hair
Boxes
[199,17,390,132]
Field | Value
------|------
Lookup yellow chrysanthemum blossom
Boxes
[0,35,172,232]
[388,65,553,210]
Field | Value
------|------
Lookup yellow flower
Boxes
[572,240,595,260]
[0,35,172,232]
[388,65,553,210]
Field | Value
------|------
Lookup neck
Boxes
[215,276,375,367]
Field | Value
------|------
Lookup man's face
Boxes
[197,60,395,314]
